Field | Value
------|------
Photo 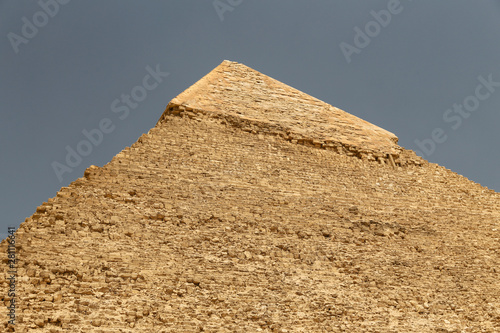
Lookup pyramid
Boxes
[1,61,499,332]
[158,61,420,167]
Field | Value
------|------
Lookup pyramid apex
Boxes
[158,61,418,165]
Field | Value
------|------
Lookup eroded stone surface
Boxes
[158,61,422,166]
[0,62,499,332]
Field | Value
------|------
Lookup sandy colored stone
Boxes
[0,61,499,332]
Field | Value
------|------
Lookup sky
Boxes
[1,0,499,239]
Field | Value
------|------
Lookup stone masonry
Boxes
[0,61,499,332]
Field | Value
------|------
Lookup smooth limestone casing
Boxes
[1,61,499,332]
[158,60,422,167]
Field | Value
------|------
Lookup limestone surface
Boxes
[158,61,419,166]
[1,61,499,332]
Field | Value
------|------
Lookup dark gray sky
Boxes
[1,1,499,239]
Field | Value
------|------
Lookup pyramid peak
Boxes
[157,60,421,166]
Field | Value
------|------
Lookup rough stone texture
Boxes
[1,61,499,332]
[158,61,423,167]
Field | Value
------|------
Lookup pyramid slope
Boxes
[159,61,403,159]
[1,64,499,332]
